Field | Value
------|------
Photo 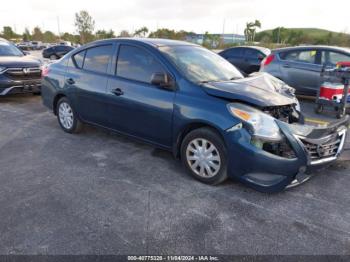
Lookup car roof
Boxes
[221,45,271,55]
[88,38,197,48]
[273,45,350,54]
[0,38,9,43]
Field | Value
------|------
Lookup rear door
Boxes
[56,45,69,57]
[220,48,245,72]
[241,48,264,74]
[106,43,175,147]
[65,44,115,126]
[279,48,322,95]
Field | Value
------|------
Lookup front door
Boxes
[106,44,175,147]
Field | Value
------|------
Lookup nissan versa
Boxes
[41,38,349,193]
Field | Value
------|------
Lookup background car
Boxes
[30,41,46,50]
[42,45,74,60]
[260,46,350,96]
[17,42,32,51]
[0,38,42,96]
[219,46,271,74]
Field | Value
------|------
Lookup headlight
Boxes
[227,103,283,142]
[0,66,6,73]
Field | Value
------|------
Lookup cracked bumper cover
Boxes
[225,116,349,193]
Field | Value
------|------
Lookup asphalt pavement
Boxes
[0,94,349,255]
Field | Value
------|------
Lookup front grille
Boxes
[4,67,41,80]
[299,130,346,164]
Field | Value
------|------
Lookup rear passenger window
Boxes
[72,50,85,68]
[225,48,243,57]
[244,49,260,59]
[321,51,350,66]
[83,45,113,74]
[280,50,317,64]
[116,45,165,83]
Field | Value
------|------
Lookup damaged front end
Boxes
[286,118,348,166]
[225,102,349,192]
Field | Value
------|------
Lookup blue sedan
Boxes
[41,38,348,192]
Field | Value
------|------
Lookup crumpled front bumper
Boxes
[225,116,349,193]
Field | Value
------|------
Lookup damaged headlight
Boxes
[227,103,283,142]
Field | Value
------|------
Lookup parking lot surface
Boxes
[0,95,349,255]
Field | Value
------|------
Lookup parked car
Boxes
[0,38,42,96]
[58,41,72,46]
[17,42,32,51]
[219,46,271,74]
[42,45,74,60]
[30,41,46,50]
[41,38,348,193]
[260,46,350,96]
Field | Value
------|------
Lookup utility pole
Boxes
[57,16,61,39]
[221,19,226,47]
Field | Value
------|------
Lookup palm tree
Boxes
[134,27,149,38]
[252,20,261,42]
[244,20,261,42]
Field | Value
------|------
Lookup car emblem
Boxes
[316,145,327,157]
[23,68,30,74]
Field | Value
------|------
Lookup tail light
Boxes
[41,66,50,78]
[261,54,275,67]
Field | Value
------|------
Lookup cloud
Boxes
[0,0,349,35]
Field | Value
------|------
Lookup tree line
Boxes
[1,11,349,48]
[0,10,195,44]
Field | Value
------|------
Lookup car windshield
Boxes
[0,42,24,56]
[160,45,243,83]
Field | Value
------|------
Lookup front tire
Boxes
[181,128,228,185]
[56,97,82,133]
[336,107,346,119]
[314,104,323,114]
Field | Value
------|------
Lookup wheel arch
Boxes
[173,121,226,159]
[53,93,67,115]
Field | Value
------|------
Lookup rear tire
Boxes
[336,107,346,119]
[56,97,82,133]
[314,104,323,114]
[181,127,228,185]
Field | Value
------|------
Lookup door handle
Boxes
[112,88,124,96]
[66,78,75,85]
[283,64,291,68]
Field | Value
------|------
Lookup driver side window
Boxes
[116,45,166,84]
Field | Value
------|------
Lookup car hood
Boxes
[0,56,41,68]
[201,73,296,107]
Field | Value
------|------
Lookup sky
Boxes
[1,0,349,35]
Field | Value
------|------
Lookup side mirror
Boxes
[151,72,175,90]
[23,51,30,56]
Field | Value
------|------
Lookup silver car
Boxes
[260,46,350,96]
